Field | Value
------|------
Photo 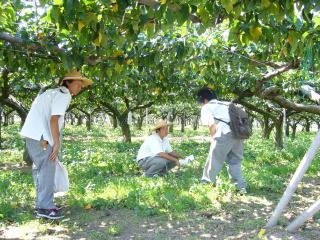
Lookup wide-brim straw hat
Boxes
[153,119,173,130]
[56,70,93,87]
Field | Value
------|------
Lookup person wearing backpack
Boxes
[20,70,93,219]
[197,87,248,194]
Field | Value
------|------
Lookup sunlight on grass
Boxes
[1,123,319,228]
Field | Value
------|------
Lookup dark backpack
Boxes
[213,102,251,140]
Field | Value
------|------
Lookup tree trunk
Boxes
[136,109,145,130]
[193,115,199,130]
[274,116,284,148]
[4,113,9,127]
[86,114,91,131]
[305,120,310,132]
[261,115,273,139]
[23,141,32,166]
[137,117,144,130]
[70,114,75,125]
[263,126,273,139]
[77,115,83,126]
[291,124,297,139]
[111,114,118,128]
[168,114,175,133]
[286,120,290,136]
[180,115,185,132]
[119,115,131,142]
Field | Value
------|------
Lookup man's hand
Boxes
[175,159,180,167]
[49,142,60,161]
[50,115,61,161]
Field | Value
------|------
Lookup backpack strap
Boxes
[208,100,230,125]
[214,117,230,125]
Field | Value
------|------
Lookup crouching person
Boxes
[136,119,186,177]
[20,70,93,219]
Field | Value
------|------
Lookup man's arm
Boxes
[158,152,180,166]
[209,123,217,137]
[168,152,186,159]
[49,115,60,161]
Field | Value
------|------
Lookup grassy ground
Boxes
[0,123,320,239]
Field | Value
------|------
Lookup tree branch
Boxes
[131,101,154,112]
[100,102,120,118]
[236,100,276,119]
[0,33,118,65]
[255,60,299,91]
[3,95,28,121]
[299,85,320,104]
[265,95,320,114]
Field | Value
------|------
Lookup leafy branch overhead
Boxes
[1,0,320,143]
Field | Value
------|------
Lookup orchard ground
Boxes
[0,124,320,240]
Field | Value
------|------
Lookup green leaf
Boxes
[198,7,210,24]
[53,0,63,4]
[180,4,190,22]
[221,0,234,13]
[48,5,60,23]
[166,8,174,25]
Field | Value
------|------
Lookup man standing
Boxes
[20,70,92,219]
[136,119,186,177]
[197,87,247,193]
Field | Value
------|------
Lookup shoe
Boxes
[36,209,64,220]
[55,205,64,211]
[237,188,247,195]
[35,205,63,213]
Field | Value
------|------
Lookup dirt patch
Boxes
[1,192,319,240]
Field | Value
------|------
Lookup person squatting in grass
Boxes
[20,70,93,220]
[136,119,187,177]
[197,87,248,194]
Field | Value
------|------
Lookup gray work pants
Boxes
[26,137,56,209]
[202,132,247,190]
[139,156,176,177]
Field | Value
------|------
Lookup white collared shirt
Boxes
[136,133,173,161]
[20,86,72,146]
[201,99,231,137]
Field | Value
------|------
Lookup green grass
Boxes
[0,123,319,227]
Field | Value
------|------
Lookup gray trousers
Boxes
[202,132,247,190]
[26,137,56,209]
[138,156,176,177]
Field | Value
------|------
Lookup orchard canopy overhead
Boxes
[1,0,320,117]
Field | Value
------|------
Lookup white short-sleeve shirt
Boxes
[136,133,173,161]
[20,86,72,146]
[201,99,231,137]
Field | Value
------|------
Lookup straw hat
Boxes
[153,119,173,130]
[56,70,93,87]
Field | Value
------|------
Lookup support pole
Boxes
[0,104,2,149]
[283,109,286,151]
[286,198,320,232]
[265,132,320,228]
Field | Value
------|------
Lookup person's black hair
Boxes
[197,87,217,103]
